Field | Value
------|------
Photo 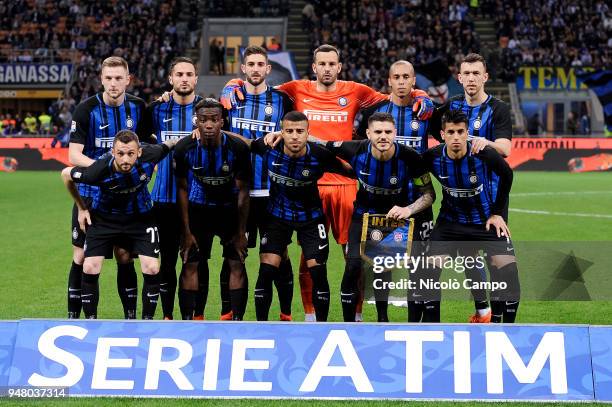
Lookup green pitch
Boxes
[0,170,610,406]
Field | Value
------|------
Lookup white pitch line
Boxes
[509,208,612,219]
[511,191,612,197]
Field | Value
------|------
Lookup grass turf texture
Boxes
[0,170,610,405]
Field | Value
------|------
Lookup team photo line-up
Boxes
[61,43,519,324]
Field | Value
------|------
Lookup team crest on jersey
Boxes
[302,169,310,177]
[192,115,197,126]
[469,174,478,184]
[473,119,482,130]
[126,116,134,129]
[264,104,273,115]
[370,229,383,241]
[338,97,348,106]
[140,174,148,181]
[222,163,230,172]
[410,120,420,131]
[70,120,76,133]
[73,171,82,179]
[389,176,398,185]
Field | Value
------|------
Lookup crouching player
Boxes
[421,110,520,323]
[61,130,180,319]
[229,111,350,321]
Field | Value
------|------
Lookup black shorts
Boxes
[84,211,159,259]
[260,215,329,264]
[413,207,434,242]
[189,204,241,261]
[71,196,94,247]
[246,196,268,248]
[428,218,515,257]
[153,202,181,254]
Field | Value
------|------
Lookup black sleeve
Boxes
[173,137,195,178]
[324,140,364,161]
[428,101,448,142]
[421,145,441,173]
[250,137,269,156]
[222,107,230,131]
[138,103,155,144]
[280,90,294,116]
[69,102,90,144]
[312,143,350,175]
[140,144,170,163]
[70,157,110,185]
[399,146,427,177]
[491,100,513,140]
[232,138,252,182]
[355,104,377,140]
[477,146,513,216]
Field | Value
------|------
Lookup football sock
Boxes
[142,273,160,320]
[230,287,247,320]
[504,301,520,323]
[68,261,83,319]
[274,257,293,316]
[376,301,389,322]
[159,252,178,319]
[340,258,360,322]
[117,262,137,319]
[255,263,276,321]
[422,301,441,322]
[408,301,424,322]
[194,261,209,317]
[490,301,504,323]
[219,259,231,315]
[238,265,249,318]
[309,264,330,322]
[81,272,100,319]
[178,288,197,320]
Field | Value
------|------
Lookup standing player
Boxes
[222,44,434,321]
[174,98,251,320]
[68,56,146,319]
[322,112,435,322]
[61,130,180,319]
[224,46,295,321]
[430,53,513,323]
[422,110,519,323]
[228,111,350,322]
[356,60,436,321]
[143,57,202,320]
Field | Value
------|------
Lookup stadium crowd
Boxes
[496,0,611,80]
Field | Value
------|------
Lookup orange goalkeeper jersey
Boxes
[278,80,387,185]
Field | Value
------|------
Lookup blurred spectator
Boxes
[51,106,72,148]
[267,36,281,51]
[567,111,578,135]
[581,112,591,135]
[23,112,38,135]
[302,1,317,31]
[2,114,16,136]
[38,111,52,135]
[527,113,543,136]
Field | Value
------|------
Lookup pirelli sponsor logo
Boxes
[231,117,276,133]
[94,137,115,148]
[160,130,192,141]
[193,174,232,186]
[396,136,423,148]
[268,171,313,187]
[303,109,348,123]
[442,184,483,198]
[359,180,402,195]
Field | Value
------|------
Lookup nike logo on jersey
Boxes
[318,244,328,250]
[163,118,173,123]
[303,98,313,102]
[359,170,370,176]
[99,124,110,130]
[271,162,283,166]
[235,105,247,110]
[154,248,160,254]
[439,175,450,179]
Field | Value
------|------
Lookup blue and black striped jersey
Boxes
[144,95,203,203]
[69,92,146,198]
[356,100,430,153]
[325,140,430,216]
[423,144,512,225]
[174,133,251,207]
[69,144,169,216]
[224,86,293,195]
[431,94,512,142]
[251,138,345,222]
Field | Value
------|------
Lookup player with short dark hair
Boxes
[142,56,202,320]
[322,112,435,322]
[228,111,351,322]
[430,53,513,323]
[421,110,519,323]
[174,98,251,321]
[222,45,295,321]
[67,56,146,320]
[61,130,180,319]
